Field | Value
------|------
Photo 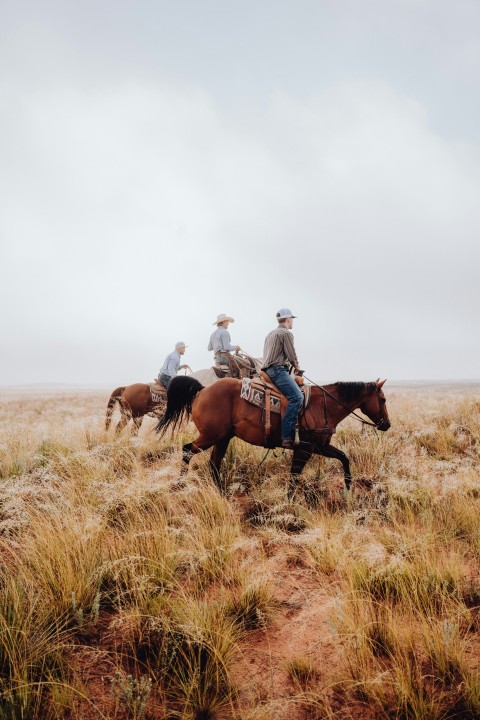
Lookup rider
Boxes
[158,342,191,388]
[262,308,304,449]
[208,314,242,378]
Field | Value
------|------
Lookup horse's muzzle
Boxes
[377,419,391,431]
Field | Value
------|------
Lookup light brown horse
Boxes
[105,383,166,435]
[156,376,390,498]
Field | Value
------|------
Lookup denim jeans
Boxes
[265,366,303,441]
[215,354,229,365]
[159,373,172,388]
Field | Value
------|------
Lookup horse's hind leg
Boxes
[115,412,129,436]
[180,435,214,477]
[132,416,143,436]
[209,436,232,495]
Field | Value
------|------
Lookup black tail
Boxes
[155,376,204,436]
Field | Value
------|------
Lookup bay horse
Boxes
[155,376,390,499]
[105,383,166,435]
[104,354,260,436]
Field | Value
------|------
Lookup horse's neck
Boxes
[310,384,363,427]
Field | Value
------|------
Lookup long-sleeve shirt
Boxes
[262,325,300,369]
[159,350,181,378]
[208,327,236,354]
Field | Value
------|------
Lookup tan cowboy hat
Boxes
[213,313,234,325]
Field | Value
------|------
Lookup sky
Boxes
[1,0,479,386]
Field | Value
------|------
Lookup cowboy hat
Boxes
[175,341,187,349]
[213,314,234,325]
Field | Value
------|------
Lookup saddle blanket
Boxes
[149,381,166,404]
[241,378,281,413]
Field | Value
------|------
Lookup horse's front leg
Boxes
[317,442,352,491]
[289,446,312,502]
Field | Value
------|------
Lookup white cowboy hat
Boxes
[213,313,234,325]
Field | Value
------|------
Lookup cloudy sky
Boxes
[1,0,479,386]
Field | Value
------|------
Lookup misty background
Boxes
[1,0,479,386]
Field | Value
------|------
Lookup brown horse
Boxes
[155,376,390,498]
[104,356,259,436]
[105,383,166,435]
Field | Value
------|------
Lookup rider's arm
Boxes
[283,332,300,370]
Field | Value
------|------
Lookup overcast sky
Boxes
[1,0,479,386]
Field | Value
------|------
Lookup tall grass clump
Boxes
[225,577,275,630]
[179,486,243,587]
[336,427,395,480]
[0,566,70,719]
[116,597,241,720]
[21,506,107,627]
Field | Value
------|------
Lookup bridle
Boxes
[303,375,388,430]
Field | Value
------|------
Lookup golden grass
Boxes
[0,385,479,718]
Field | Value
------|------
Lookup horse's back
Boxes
[193,377,240,411]
[121,383,152,410]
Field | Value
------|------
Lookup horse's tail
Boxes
[155,376,204,436]
[105,387,125,430]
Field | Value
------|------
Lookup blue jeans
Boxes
[159,373,172,388]
[265,366,303,441]
[215,355,229,365]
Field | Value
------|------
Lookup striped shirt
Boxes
[159,350,181,378]
[262,325,300,369]
[208,327,236,354]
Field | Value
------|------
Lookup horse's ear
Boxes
[376,379,386,388]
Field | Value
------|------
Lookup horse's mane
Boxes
[335,381,375,404]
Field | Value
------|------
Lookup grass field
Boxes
[0,382,479,719]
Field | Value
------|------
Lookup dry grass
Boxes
[0,384,479,718]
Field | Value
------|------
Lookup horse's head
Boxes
[359,379,391,431]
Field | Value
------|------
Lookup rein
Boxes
[303,375,381,429]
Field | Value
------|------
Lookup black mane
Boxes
[335,381,375,404]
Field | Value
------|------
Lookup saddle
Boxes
[149,380,167,404]
[212,353,253,379]
[241,373,312,447]
[212,363,231,378]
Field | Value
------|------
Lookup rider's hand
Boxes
[296,369,305,377]
[235,346,241,352]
